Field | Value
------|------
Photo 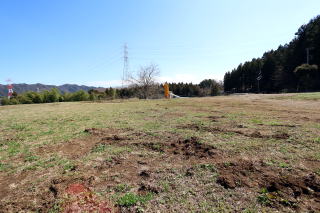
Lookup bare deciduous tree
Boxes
[127,64,160,99]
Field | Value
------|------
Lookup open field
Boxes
[0,94,319,212]
[270,92,320,101]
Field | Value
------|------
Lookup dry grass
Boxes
[0,94,319,212]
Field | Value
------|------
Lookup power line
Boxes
[86,51,122,72]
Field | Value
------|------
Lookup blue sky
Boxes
[0,0,319,87]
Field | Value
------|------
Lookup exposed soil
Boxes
[168,137,218,159]
[1,94,320,213]
[1,126,319,212]
[216,159,320,210]
[207,115,225,122]
[178,123,291,139]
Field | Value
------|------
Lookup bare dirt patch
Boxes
[168,137,218,159]
[215,159,320,211]
[179,123,291,139]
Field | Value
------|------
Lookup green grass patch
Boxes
[24,155,39,162]
[114,184,131,192]
[257,188,271,206]
[23,155,74,171]
[92,143,107,153]
[9,123,30,131]
[0,162,12,172]
[278,162,290,168]
[314,137,320,143]
[250,119,263,125]
[266,121,282,126]
[197,163,217,172]
[7,141,22,156]
[272,93,320,101]
[116,192,153,207]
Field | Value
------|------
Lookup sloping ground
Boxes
[0,94,319,212]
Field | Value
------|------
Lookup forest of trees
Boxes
[168,79,222,97]
[224,15,320,93]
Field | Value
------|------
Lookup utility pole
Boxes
[306,47,314,65]
[122,43,129,87]
[257,64,262,93]
[241,65,245,92]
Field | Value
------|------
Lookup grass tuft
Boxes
[116,192,153,207]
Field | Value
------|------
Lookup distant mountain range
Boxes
[0,83,105,97]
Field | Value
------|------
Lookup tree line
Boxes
[1,88,92,105]
[169,79,222,97]
[224,15,320,93]
[0,79,222,105]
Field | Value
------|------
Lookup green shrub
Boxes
[1,89,90,105]
[17,95,33,104]
[62,92,72,102]
[41,90,50,103]
[9,98,20,105]
[89,93,97,101]
[1,97,11,105]
[47,88,61,102]
[70,90,89,101]
[24,91,43,103]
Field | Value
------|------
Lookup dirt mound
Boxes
[216,160,320,211]
[84,128,106,135]
[84,128,121,137]
[207,115,225,122]
[102,135,127,141]
[135,142,165,152]
[62,183,115,213]
[179,124,291,140]
[169,137,218,159]
[47,177,118,212]
[138,183,162,194]
[272,132,290,139]
[216,160,256,189]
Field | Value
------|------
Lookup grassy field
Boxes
[0,94,319,212]
[270,92,320,101]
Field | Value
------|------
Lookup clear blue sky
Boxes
[0,0,319,87]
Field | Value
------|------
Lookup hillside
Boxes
[224,15,320,93]
[0,83,104,96]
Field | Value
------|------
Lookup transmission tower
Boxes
[6,79,13,99]
[122,43,129,87]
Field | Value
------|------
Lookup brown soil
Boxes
[168,137,218,159]
[0,127,319,212]
[216,159,320,210]
[179,123,291,139]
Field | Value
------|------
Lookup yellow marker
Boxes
[164,83,170,99]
